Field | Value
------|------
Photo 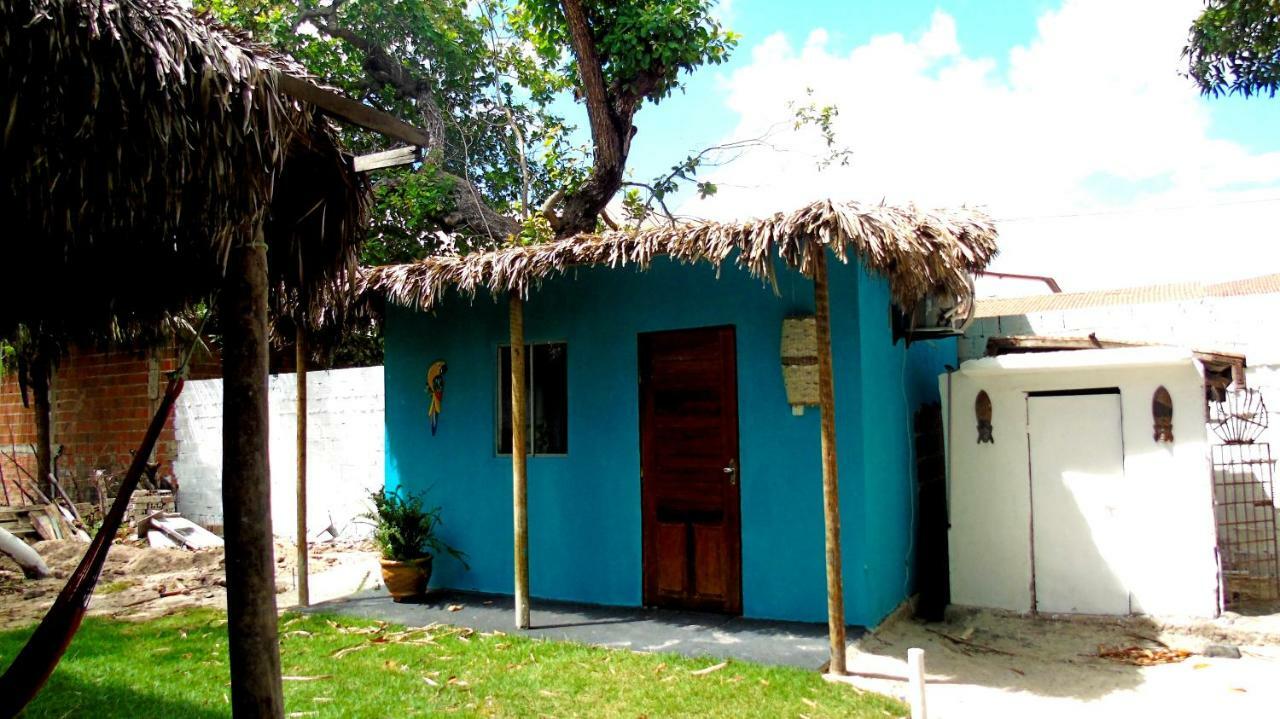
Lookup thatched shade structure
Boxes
[364,199,998,311]
[0,1,371,716]
[0,0,367,339]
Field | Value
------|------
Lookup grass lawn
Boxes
[0,609,905,718]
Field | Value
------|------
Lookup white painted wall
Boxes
[941,348,1220,617]
[173,366,384,539]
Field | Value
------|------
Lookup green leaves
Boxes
[511,0,737,106]
[202,0,738,255]
[789,88,852,170]
[1185,0,1280,98]
[364,487,467,565]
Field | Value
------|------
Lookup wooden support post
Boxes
[510,293,530,630]
[30,351,52,501]
[220,222,284,718]
[0,458,10,505]
[295,323,309,608]
[812,248,848,676]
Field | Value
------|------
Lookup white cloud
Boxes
[681,0,1280,293]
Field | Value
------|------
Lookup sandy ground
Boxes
[0,538,381,630]
[833,605,1280,718]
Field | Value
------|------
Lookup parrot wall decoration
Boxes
[426,359,447,435]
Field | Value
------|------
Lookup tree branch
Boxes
[311,19,448,150]
[302,9,519,241]
[554,0,633,236]
[559,0,621,166]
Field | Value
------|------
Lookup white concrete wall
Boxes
[173,366,384,539]
[942,348,1220,617]
[966,292,1280,479]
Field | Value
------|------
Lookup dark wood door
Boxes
[639,326,742,614]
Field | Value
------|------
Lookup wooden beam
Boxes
[510,293,531,630]
[812,248,848,676]
[221,221,285,718]
[275,74,431,148]
[984,335,1143,356]
[296,323,309,608]
[353,146,422,173]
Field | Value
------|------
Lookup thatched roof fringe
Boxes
[363,199,998,312]
[0,0,368,342]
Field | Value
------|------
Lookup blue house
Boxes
[370,200,996,628]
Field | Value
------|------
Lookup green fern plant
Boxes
[363,488,467,566]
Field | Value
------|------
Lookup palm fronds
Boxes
[364,199,998,311]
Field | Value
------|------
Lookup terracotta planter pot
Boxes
[380,556,433,602]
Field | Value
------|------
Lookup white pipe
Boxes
[907,647,928,719]
[0,526,51,579]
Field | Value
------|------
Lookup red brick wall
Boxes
[51,348,180,497]
[0,341,222,506]
[0,372,36,504]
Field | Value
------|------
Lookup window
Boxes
[497,343,568,455]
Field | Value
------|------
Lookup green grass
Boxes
[98,579,137,595]
[0,609,905,718]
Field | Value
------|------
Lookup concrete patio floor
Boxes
[308,588,862,669]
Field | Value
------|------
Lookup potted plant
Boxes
[363,488,466,602]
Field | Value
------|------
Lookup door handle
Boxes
[723,460,737,486]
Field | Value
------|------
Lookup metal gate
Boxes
[1210,389,1280,606]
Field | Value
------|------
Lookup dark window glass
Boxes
[531,343,568,454]
[497,343,568,455]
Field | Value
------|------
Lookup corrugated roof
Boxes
[975,273,1280,318]
[1209,273,1280,298]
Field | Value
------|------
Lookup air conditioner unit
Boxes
[891,276,976,344]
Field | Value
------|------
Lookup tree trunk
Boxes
[555,0,631,236]
[296,323,309,608]
[812,248,848,676]
[30,351,52,500]
[220,224,284,718]
[0,526,50,579]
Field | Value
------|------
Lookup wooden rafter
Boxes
[275,74,430,148]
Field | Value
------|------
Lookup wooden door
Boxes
[1028,392,1130,614]
[639,326,742,614]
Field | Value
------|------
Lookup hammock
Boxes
[0,375,185,718]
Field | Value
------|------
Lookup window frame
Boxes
[495,341,569,457]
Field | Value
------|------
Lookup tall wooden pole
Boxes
[510,293,530,629]
[220,221,284,717]
[30,351,52,500]
[295,323,309,607]
[812,248,848,676]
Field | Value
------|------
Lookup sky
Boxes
[617,0,1280,296]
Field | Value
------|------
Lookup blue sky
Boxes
[607,0,1280,293]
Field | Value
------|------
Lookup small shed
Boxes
[942,347,1221,617]
[366,200,999,640]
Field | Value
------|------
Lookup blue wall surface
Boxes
[384,255,951,626]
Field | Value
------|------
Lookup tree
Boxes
[201,0,738,257]
[1185,0,1280,98]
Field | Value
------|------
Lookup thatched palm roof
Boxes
[0,0,368,341]
[364,200,998,312]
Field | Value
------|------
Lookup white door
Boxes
[1028,393,1129,614]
